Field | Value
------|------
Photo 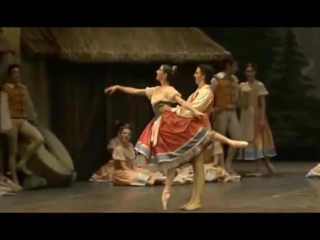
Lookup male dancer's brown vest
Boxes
[214,77,238,110]
[2,83,28,119]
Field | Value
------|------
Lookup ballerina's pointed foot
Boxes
[162,191,171,210]
[230,140,248,148]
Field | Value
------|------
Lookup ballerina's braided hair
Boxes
[161,64,178,83]
[246,63,258,71]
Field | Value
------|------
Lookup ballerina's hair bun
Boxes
[172,65,177,74]
[247,62,258,71]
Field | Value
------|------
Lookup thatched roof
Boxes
[21,27,230,63]
[0,28,15,54]
[21,28,59,54]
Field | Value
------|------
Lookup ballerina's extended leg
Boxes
[264,157,276,175]
[211,131,248,148]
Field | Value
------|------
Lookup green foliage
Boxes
[267,28,319,148]
[201,28,282,81]
[269,28,314,96]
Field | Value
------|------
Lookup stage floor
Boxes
[1,161,320,212]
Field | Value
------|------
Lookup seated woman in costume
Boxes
[113,126,166,186]
[90,121,129,182]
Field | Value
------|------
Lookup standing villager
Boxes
[211,56,242,175]
[237,63,276,176]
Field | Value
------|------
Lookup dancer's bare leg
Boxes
[264,158,276,175]
[162,168,175,210]
[225,147,238,175]
[246,159,263,177]
[17,121,44,176]
[218,152,226,169]
[180,158,197,210]
[184,153,205,211]
[212,155,219,167]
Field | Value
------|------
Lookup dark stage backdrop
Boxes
[48,61,107,181]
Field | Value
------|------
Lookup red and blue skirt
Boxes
[134,112,212,171]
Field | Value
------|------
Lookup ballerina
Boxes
[105,64,248,210]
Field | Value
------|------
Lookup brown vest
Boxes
[2,83,28,118]
[214,76,238,109]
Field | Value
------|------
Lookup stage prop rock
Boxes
[18,128,76,189]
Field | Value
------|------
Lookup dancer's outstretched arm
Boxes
[105,85,146,96]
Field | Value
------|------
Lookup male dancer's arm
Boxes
[0,90,12,133]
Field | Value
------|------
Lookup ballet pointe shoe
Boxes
[162,190,171,210]
[229,140,248,148]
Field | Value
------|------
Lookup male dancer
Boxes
[160,64,245,210]
[1,64,44,184]
[211,55,241,175]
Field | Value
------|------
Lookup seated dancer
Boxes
[0,64,44,185]
[237,63,276,176]
[105,64,248,210]
[112,126,166,186]
[90,121,130,182]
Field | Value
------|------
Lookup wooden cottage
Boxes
[3,27,229,180]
